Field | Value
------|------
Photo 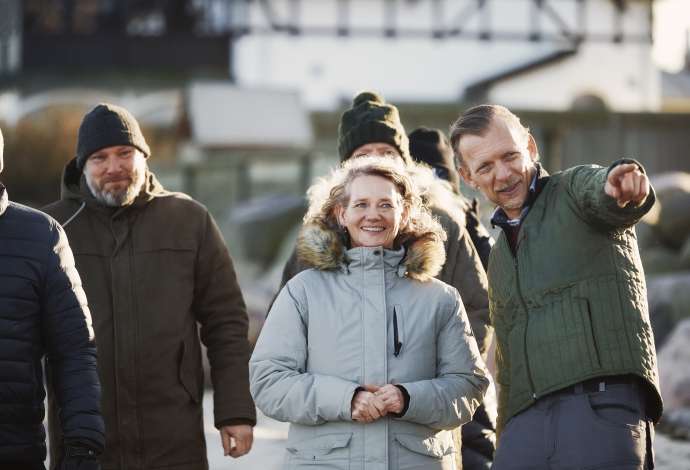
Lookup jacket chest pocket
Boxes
[388,305,436,380]
[525,296,602,388]
[286,433,351,469]
[132,238,197,326]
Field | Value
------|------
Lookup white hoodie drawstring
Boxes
[61,202,86,227]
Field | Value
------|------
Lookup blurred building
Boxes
[661,33,690,112]
[230,0,659,111]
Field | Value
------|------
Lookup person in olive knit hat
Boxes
[0,126,105,470]
[338,91,412,163]
[278,91,493,470]
[44,103,256,470]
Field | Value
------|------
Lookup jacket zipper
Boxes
[514,253,537,400]
[393,307,402,357]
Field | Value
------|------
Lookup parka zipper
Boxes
[393,307,403,357]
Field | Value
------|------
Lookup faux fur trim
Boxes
[296,223,345,272]
[296,222,445,281]
[408,162,468,226]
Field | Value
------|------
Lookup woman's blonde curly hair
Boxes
[304,156,446,248]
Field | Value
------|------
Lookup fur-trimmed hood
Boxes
[407,162,469,227]
[296,222,446,282]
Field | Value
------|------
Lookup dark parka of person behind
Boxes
[408,127,493,269]
[0,127,105,469]
[408,127,497,470]
[43,104,256,470]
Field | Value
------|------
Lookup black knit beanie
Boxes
[76,103,151,169]
[0,127,4,174]
[408,127,460,191]
[338,91,411,163]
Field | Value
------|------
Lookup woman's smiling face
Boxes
[337,174,406,249]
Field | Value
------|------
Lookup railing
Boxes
[21,33,231,71]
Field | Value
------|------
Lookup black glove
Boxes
[57,444,100,470]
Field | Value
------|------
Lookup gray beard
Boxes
[85,168,146,207]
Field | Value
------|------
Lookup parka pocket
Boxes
[286,432,352,468]
[178,339,202,404]
[394,433,455,469]
[525,296,602,390]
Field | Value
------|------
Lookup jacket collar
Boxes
[491,163,550,229]
[296,222,445,282]
[0,183,8,217]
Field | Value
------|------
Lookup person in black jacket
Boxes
[409,127,497,469]
[0,127,105,470]
[408,127,493,269]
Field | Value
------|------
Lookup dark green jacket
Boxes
[488,163,662,434]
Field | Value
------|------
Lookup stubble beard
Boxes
[85,163,147,208]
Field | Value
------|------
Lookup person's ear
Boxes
[335,205,346,227]
[527,133,539,162]
[459,166,478,190]
[400,205,410,230]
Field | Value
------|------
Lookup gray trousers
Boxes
[493,378,653,470]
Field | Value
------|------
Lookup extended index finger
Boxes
[607,163,639,182]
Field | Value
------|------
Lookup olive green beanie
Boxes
[76,103,151,169]
[337,91,411,163]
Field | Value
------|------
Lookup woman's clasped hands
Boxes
[351,384,405,423]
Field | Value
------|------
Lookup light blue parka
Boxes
[250,223,489,470]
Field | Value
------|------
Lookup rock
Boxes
[658,319,690,412]
[681,235,690,267]
[635,221,662,251]
[642,246,690,274]
[649,172,690,250]
[647,273,690,341]
[658,408,690,441]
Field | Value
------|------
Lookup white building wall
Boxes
[488,42,661,111]
[230,0,657,111]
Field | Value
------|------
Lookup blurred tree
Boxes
[0,106,82,206]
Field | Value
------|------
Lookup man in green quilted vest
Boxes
[449,104,662,469]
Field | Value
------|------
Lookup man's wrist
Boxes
[217,418,255,428]
[606,158,645,176]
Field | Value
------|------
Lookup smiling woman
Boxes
[250,156,489,470]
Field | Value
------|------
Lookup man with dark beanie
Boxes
[0,127,105,469]
[408,127,493,269]
[44,103,256,470]
[278,91,492,470]
[409,126,497,469]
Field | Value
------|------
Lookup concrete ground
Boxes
[203,392,690,470]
